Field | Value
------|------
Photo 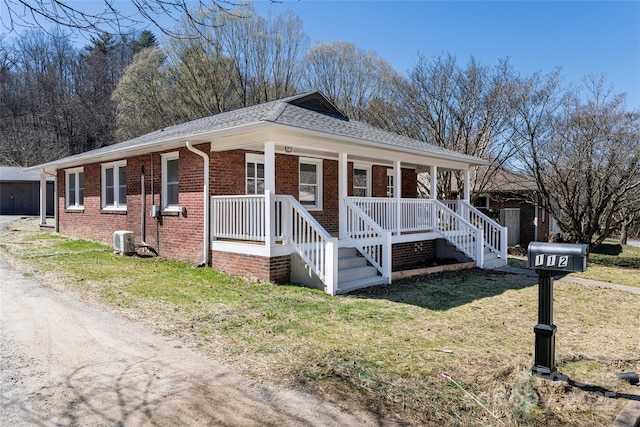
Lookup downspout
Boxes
[186,141,210,267]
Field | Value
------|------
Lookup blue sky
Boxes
[2,1,638,108]
[254,1,640,110]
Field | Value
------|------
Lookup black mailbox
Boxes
[528,242,588,273]
[526,241,589,379]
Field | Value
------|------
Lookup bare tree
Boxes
[519,75,640,249]
[391,53,519,199]
[301,41,398,122]
[111,47,177,141]
[1,0,247,37]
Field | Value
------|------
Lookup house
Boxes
[24,91,507,295]
[471,167,557,247]
[0,166,54,217]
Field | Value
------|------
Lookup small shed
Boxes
[0,167,54,216]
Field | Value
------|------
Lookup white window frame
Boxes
[299,157,323,210]
[246,153,265,195]
[161,152,180,212]
[353,164,371,197]
[65,167,84,210]
[386,168,395,198]
[101,160,127,211]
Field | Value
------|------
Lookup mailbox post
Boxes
[527,242,588,379]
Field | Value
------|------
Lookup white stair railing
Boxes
[276,195,338,296]
[344,198,392,283]
[444,200,507,261]
[432,200,484,268]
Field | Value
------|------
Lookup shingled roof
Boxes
[26,91,485,171]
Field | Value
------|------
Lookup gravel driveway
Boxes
[0,218,378,426]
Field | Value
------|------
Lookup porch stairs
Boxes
[336,247,388,294]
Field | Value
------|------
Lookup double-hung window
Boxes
[353,165,370,197]
[65,167,84,210]
[162,152,179,211]
[299,158,322,210]
[246,154,265,195]
[101,160,127,210]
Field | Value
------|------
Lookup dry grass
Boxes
[1,219,639,426]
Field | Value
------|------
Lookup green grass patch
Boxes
[1,219,638,426]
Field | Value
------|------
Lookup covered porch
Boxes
[208,140,507,295]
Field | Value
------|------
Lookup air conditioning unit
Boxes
[113,230,135,255]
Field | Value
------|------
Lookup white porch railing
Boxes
[444,200,507,261]
[210,195,338,295]
[349,197,434,234]
[211,195,267,241]
[344,198,392,282]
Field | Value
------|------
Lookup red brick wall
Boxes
[57,143,210,263]
[211,251,290,283]
[372,166,388,197]
[211,150,247,195]
[392,240,437,271]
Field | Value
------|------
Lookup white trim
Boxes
[101,160,127,211]
[161,152,180,211]
[299,157,323,211]
[65,167,84,210]
[210,240,293,257]
[353,164,371,197]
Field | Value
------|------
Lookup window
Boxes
[473,196,489,209]
[353,165,370,197]
[299,158,322,210]
[162,152,179,210]
[386,169,395,198]
[246,154,265,195]
[101,161,127,210]
[65,167,84,209]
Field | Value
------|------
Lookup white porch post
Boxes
[39,172,47,226]
[429,165,438,199]
[394,160,401,235]
[463,169,470,202]
[264,141,275,249]
[338,152,348,240]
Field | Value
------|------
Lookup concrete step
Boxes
[338,247,357,257]
[337,275,389,294]
[338,255,367,270]
[483,257,508,269]
[338,265,379,284]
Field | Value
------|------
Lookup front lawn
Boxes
[1,219,638,426]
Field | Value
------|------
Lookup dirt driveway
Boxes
[0,251,379,426]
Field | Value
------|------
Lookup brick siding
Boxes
[211,251,290,283]
[392,240,437,271]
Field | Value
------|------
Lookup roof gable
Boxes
[285,91,347,119]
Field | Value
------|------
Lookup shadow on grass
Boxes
[347,268,538,311]
[592,243,623,256]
